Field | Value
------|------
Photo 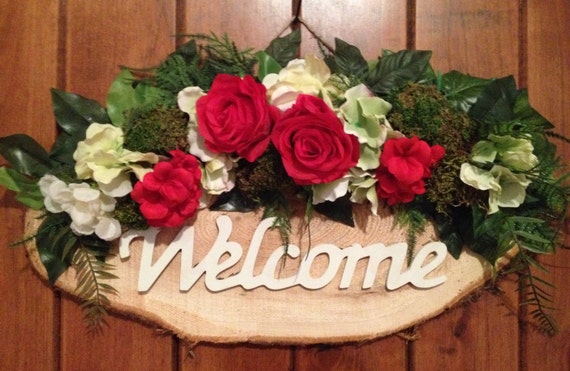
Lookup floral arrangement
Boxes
[0,31,568,334]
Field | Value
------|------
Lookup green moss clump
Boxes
[387,83,485,214]
[124,106,189,155]
[235,145,294,203]
[113,196,148,231]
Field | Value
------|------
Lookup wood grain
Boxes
[295,1,409,368]
[524,1,570,369]
[59,1,178,370]
[416,0,519,78]
[299,0,407,58]
[1,1,569,370]
[412,1,521,369]
[0,1,59,370]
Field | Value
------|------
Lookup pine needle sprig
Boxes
[504,218,559,335]
[72,243,118,334]
[394,205,429,264]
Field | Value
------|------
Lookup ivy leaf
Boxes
[313,194,355,227]
[255,51,282,82]
[0,167,44,209]
[209,188,256,212]
[106,69,162,127]
[35,213,76,284]
[0,134,52,177]
[513,90,554,130]
[468,76,519,125]
[51,88,110,135]
[265,28,301,67]
[366,50,432,95]
[331,38,368,78]
[49,89,110,164]
[440,70,494,113]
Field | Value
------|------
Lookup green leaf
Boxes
[106,69,162,127]
[265,28,301,67]
[366,50,432,95]
[35,213,76,283]
[255,51,282,81]
[468,76,519,125]
[440,70,494,113]
[51,88,110,134]
[313,194,355,227]
[332,38,368,78]
[0,134,52,177]
[48,131,83,166]
[513,89,554,130]
[0,167,44,209]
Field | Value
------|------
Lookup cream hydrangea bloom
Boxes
[177,87,236,195]
[38,174,121,241]
[73,123,159,197]
[460,163,531,214]
[262,55,333,110]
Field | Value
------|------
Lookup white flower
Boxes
[262,55,332,111]
[312,177,350,204]
[73,123,159,197]
[38,174,122,241]
[178,86,236,195]
[347,168,379,215]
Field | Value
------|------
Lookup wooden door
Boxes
[1,1,568,370]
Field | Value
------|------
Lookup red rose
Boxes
[271,94,360,185]
[196,74,279,162]
[131,150,202,227]
[376,136,444,205]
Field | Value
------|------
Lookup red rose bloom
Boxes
[131,150,202,227]
[271,94,360,185]
[196,74,279,162]
[376,136,445,205]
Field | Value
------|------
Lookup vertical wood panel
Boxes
[525,1,570,369]
[300,0,407,58]
[2,2,570,370]
[296,1,409,369]
[179,1,293,369]
[182,0,292,50]
[413,1,521,370]
[60,1,177,370]
[416,0,519,78]
[0,1,59,370]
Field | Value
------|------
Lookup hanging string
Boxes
[273,0,335,54]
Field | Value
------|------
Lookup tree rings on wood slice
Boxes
[24,204,507,344]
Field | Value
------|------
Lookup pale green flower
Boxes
[460,163,530,214]
[73,123,159,197]
[312,177,349,204]
[347,168,379,215]
[262,55,332,110]
[471,134,538,172]
[340,84,392,170]
[489,134,538,171]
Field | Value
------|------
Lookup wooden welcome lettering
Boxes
[118,215,448,293]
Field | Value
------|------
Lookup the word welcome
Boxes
[119,215,448,292]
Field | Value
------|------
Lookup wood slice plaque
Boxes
[25,204,501,344]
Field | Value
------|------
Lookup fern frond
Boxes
[394,206,428,264]
[72,244,118,334]
[507,228,559,336]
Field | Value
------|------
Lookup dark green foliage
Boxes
[72,243,118,333]
[264,28,301,67]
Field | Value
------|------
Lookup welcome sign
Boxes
[26,205,498,344]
